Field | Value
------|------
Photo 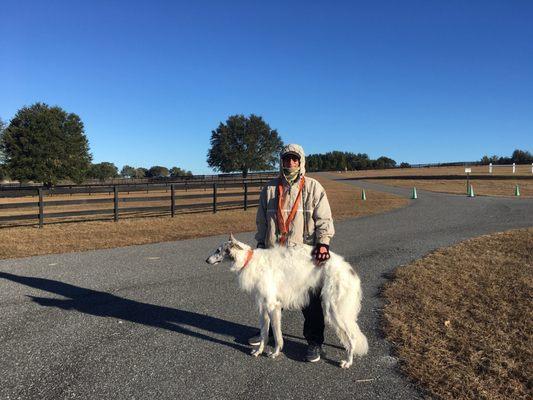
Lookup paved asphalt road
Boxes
[1,175,532,400]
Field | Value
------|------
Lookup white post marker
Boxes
[513,163,516,173]
[489,163,493,174]
[465,167,472,195]
[531,163,533,174]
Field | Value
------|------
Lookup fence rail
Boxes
[488,163,533,174]
[0,179,265,228]
[0,176,273,197]
[0,172,278,191]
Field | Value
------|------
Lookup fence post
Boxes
[489,163,492,174]
[213,183,217,213]
[531,163,533,174]
[114,185,119,222]
[244,182,248,211]
[512,163,516,174]
[171,184,175,217]
[38,188,44,228]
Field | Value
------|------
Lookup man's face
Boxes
[282,154,300,168]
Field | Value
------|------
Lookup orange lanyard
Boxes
[240,249,254,271]
[276,176,305,245]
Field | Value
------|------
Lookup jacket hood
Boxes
[280,144,306,176]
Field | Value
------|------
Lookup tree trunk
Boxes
[242,168,248,178]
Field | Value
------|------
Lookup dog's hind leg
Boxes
[339,321,368,369]
[251,305,270,357]
[329,317,355,369]
[329,320,353,368]
[326,303,368,368]
[267,304,283,359]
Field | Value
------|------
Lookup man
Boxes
[250,143,335,362]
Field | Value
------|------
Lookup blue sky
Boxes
[1,1,532,174]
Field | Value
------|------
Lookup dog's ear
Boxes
[232,240,245,250]
[228,233,245,250]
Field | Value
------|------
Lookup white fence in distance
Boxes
[488,163,533,174]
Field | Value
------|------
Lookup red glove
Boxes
[312,244,330,264]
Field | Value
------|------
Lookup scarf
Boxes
[282,167,300,185]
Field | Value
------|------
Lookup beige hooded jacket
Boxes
[255,144,335,248]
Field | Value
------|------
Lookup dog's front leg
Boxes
[251,307,270,357]
[267,305,283,359]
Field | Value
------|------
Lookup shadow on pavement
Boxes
[0,271,307,360]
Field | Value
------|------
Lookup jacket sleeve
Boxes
[312,183,335,245]
[254,186,268,247]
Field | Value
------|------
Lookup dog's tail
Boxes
[322,262,369,356]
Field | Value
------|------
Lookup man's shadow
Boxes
[0,271,308,360]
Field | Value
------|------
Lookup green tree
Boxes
[88,162,118,181]
[170,166,193,178]
[120,165,136,178]
[305,151,377,171]
[489,155,500,164]
[147,166,169,178]
[0,103,92,185]
[306,154,320,172]
[0,118,7,180]
[511,149,533,164]
[134,167,148,178]
[481,154,500,165]
[374,156,397,169]
[0,118,6,162]
[207,114,283,177]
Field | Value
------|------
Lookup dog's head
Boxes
[205,234,249,265]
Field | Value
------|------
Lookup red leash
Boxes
[241,249,254,270]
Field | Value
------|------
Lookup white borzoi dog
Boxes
[206,234,368,368]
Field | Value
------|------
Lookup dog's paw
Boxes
[251,348,263,357]
[267,350,281,359]
[340,360,352,369]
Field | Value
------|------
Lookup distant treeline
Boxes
[305,148,532,172]
[87,163,193,182]
[306,151,404,172]
[480,149,533,165]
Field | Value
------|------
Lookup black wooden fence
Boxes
[0,178,268,228]
[0,171,277,192]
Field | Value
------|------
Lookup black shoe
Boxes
[305,344,322,362]
[248,333,273,346]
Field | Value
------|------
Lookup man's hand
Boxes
[312,244,330,264]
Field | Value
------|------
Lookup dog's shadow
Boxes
[0,271,314,362]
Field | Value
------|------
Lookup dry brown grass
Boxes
[365,178,533,197]
[335,165,533,197]
[0,174,408,259]
[383,228,533,400]
[340,164,533,178]
[312,174,408,220]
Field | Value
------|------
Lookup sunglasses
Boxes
[282,154,300,162]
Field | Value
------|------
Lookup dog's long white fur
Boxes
[213,237,368,368]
